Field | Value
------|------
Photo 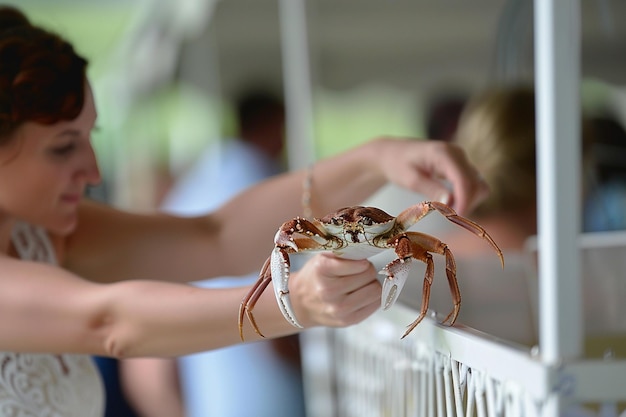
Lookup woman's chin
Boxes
[46,215,79,236]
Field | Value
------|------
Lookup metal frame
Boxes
[279,1,626,416]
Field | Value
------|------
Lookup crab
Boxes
[238,201,504,340]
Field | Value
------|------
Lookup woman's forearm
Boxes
[104,253,380,357]
[209,137,486,276]
[101,281,298,357]
[0,250,379,358]
[210,139,384,275]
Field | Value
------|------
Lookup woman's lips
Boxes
[61,193,81,204]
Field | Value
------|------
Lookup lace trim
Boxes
[0,222,104,416]
[11,222,58,264]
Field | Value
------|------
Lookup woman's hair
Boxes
[0,6,88,143]
[455,85,594,217]
[454,85,538,217]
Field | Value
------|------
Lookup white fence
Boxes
[302,304,626,417]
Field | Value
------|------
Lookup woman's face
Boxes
[0,83,101,235]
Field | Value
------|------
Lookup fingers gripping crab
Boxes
[238,201,504,340]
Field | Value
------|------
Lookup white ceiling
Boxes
[15,0,626,105]
[176,0,626,100]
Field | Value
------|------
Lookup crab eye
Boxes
[361,217,373,226]
[332,217,344,226]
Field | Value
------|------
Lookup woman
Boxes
[0,6,488,415]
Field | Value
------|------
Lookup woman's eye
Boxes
[50,143,76,156]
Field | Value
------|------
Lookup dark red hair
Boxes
[0,6,88,143]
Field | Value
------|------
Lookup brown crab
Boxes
[238,201,504,340]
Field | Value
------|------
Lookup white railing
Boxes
[303,304,626,417]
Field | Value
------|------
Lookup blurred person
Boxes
[400,85,539,345]
[437,85,539,345]
[425,93,467,142]
[583,114,626,232]
[401,85,596,346]
[94,355,142,417]
[0,6,490,416]
[121,89,308,417]
[447,86,539,253]
[161,88,286,213]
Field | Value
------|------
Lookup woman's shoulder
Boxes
[51,199,121,264]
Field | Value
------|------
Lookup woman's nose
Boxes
[81,145,102,186]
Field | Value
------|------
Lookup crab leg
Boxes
[396,201,504,268]
[241,202,504,340]
[238,256,273,340]
[238,245,307,341]
[383,231,459,338]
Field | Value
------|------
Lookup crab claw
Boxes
[271,246,304,328]
[380,258,413,310]
[274,229,299,252]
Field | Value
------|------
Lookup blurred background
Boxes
[7,2,626,416]
[9,0,626,210]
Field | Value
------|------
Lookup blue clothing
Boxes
[163,139,282,215]
[161,139,306,417]
[584,177,626,232]
[93,357,139,417]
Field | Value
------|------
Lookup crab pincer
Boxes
[239,203,504,340]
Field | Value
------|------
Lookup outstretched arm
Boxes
[220,137,485,223]
[0,251,378,356]
[64,137,487,283]
[212,138,487,274]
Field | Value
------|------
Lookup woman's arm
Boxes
[216,137,484,231]
[64,138,486,283]
[0,252,379,356]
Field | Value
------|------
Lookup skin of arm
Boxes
[0,251,379,356]
[0,137,486,358]
[63,138,484,283]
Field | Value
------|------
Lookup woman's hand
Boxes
[290,253,382,328]
[373,138,489,215]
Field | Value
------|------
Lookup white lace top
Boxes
[0,222,104,417]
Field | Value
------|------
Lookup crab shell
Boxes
[239,202,504,340]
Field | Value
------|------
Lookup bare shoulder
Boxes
[61,198,217,282]
[60,199,155,277]
[69,198,166,241]
[48,200,110,262]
